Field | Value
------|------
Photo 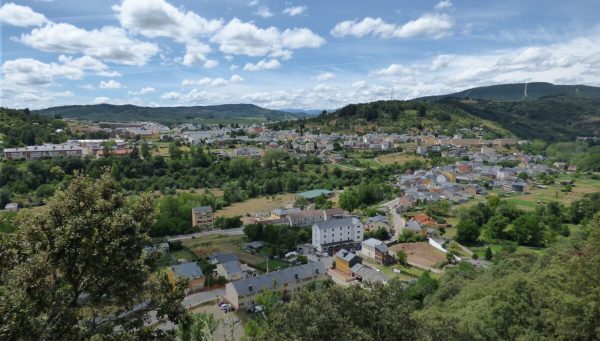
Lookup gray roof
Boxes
[366,215,388,224]
[193,206,213,213]
[221,260,243,274]
[246,241,265,249]
[230,262,326,296]
[171,262,203,279]
[209,253,239,264]
[375,244,389,253]
[350,264,390,284]
[362,238,383,248]
[313,217,361,231]
[335,249,360,263]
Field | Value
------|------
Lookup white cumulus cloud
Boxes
[0,3,49,27]
[434,0,453,10]
[211,18,324,59]
[19,23,159,65]
[243,59,281,71]
[283,6,307,16]
[99,80,123,89]
[331,13,453,39]
[313,72,336,81]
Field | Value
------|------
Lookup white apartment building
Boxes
[312,217,363,253]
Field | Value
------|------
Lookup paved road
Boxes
[183,288,225,309]
[380,198,405,239]
[167,228,244,242]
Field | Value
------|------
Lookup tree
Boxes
[141,140,152,159]
[178,312,220,341]
[483,214,510,240]
[396,250,407,265]
[484,247,493,260]
[0,172,187,339]
[456,219,481,243]
[293,196,308,209]
[314,194,333,209]
[512,213,545,246]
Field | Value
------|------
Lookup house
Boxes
[287,208,345,227]
[192,206,213,228]
[364,215,390,231]
[216,261,245,281]
[245,241,265,250]
[167,262,205,293]
[224,262,327,310]
[312,217,364,254]
[208,253,239,265]
[411,213,439,227]
[271,207,301,219]
[335,249,362,275]
[4,203,19,212]
[350,264,390,285]
[361,238,392,265]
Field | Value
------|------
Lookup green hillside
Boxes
[416,82,600,101]
[439,96,600,141]
[0,108,71,148]
[272,100,513,139]
[274,83,600,141]
[34,103,304,125]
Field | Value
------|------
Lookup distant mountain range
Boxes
[35,103,305,125]
[414,82,600,102]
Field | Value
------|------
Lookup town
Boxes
[4,116,594,339]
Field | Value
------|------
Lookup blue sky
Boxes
[2,0,600,110]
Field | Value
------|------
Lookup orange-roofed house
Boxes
[412,213,439,227]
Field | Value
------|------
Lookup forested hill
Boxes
[273,89,600,141]
[34,103,304,125]
[271,100,514,139]
[415,82,600,101]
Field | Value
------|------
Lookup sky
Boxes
[1,0,600,110]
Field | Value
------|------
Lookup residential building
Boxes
[364,215,390,231]
[208,253,239,265]
[287,208,345,227]
[4,144,84,160]
[361,238,392,265]
[335,249,361,275]
[216,260,245,281]
[224,262,327,310]
[167,262,204,293]
[192,206,214,228]
[312,216,363,253]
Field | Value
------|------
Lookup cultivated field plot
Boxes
[214,193,294,217]
[502,176,600,210]
[375,153,425,166]
[389,242,446,268]
[183,234,270,269]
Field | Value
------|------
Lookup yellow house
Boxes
[335,249,361,275]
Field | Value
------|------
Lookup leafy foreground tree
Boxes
[0,172,187,340]
[177,312,220,341]
[249,281,421,340]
